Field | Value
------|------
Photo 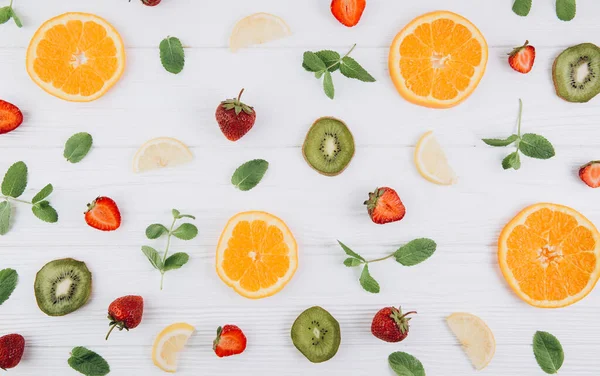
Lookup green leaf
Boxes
[142,246,163,270]
[323,71,335,99]
[394,238,437,266]
[533,331,564,374]
[172,223,198,240]
[172,209,180,218]
[0,268,18,306]
[32,184,53,204]
[302,51,326,72]
[513,0,532,16]
[0,201,10,235]
[64,132,93,163]
[340,56,376,82]
[337,240,365,261]
[315,50,341,72]
[343,257,363,267]
[359,264,380,293]
[10,8,22,28]
[482,134,519,147]
[32,201,58,223]
[556,0,576,21]
[159,36,185,74]
[2,161,27,198]
[171,209,195,220]
[519,134,555,159]
[163,252,189,271]
[231,159,269,191]
[502,152,521,170]
[388,352,426,376]
[0,6,11,24]
[68,347,110,376]
[146,224,169,239]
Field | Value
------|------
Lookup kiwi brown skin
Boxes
[301,116,355,177]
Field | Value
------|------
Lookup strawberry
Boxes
[364,187,406,224]
[215,89,256,141]
[84,196,121,231]
[129,0,161,6]
[0,100,23,135]
[579,161,600,188]
[213,325,247,358]
[371,306,416,343]
[508,41,535,74]
[0,334,25,370]
[330,0,366,27]
[106,295,144,340]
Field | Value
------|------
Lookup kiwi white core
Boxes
[575,62,590,83]
[56,279,73,297]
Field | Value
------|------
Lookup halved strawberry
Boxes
[0,100,23,134]
[364,187,406,225]
[213,325,247,358]
[579,161,600,188]
[330,0,366,27]
[85,196,121,231]
[508,41,535,74]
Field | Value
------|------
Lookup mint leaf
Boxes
[394,238,437,266]
[302,51,326,72]
[340,56,376,82]
[32,184,53,204]
[172,223,198,240]
[533,331,564,374]
[519,134,555,159]
[2,161,27,198]
[344,257,363,267]
[160,36,185,74]
[556,0,576,21]
[142,246,163,270]
[0,7,11,24]
[323,71,335,99]
[0,268,18,306]
[172,209,180,218]
[64,132,93,163]
[146,224,168,239]
[171,209,195,220]
[0,201,10,235]
[68,347,110,376]
[231,159,269,191]
[315,50,341,72]
[32,201,58,223]
[482,135,519,147]
[359,264,380,293]
[388,352,426,376]
[337,241,365,261]
[163,252,189,271]
[502,152,521,170]
[513,0,532,16]
[10,8,21,27]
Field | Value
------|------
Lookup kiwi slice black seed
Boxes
[34,258,92,316]
[291,306,341,363]
[302,117,355,176]
[553,43,600,103]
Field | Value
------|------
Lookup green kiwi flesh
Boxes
[553,43,600,103]
[302,117,355,176]
[34,258,92,316]
[291,306,341,363]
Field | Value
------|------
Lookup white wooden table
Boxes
[2,1,600,375]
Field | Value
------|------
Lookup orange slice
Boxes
[216,211,298,299]
[26,12,126,102]
[499,203,600,308]
[389,11,488,108]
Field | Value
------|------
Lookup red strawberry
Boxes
[84,196,121,231]
[0,334,25,370]
[579,161,600,188]
[213,325,247,358]
[330,0,366,27]
[508,41,535,74]
[0,100,23,135]
[371,306,416,343]
[106,295,144,340]
[215,89,256,141]
[129,0,161,6]
[364,187,406,224]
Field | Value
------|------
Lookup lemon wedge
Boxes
[132,137,193,173]
[414,131,457,185]
[152,322,195,373]
[447,312,495,370]
[229,13,291,52]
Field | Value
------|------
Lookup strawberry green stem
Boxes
[400,311,417,319]
[9,0,13,8]
[237,88,245,103]
[105,323,118,341]
[160,217,178,290]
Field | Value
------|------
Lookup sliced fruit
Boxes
[84,196,121,232]
[499,203,600,308]
[414,131,457,185]
[216,211,298,299]
[389,11,488,108]
[364,187,406,225]
[553,43,600,103]
[229,13,291,52]
[291,306,341,363]
[213,325,247,358]
[579,161,600,188]
[302,117,355,176]
[26,12,126,102]
[152,322,195,373]
[330,0,366,27]
[132,137,193,173]
[0,100,23,134]
[446,312,495,370]
[508,40,535,74]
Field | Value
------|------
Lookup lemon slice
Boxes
[132,137,193,173]
[414,131,457,185]
[152,322,195,373]
[229,13,291,52]
[447,313,495,370]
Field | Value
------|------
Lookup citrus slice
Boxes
[216,211,298,299]
[229,13,291,52]
[389,11,488,108]
[446,312,495,370]
[132,137,193,173]
[499,203,600,308]
[414,131,457,185]
[152,322,195,373]
[26,12,126,102]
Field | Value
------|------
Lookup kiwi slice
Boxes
[553,43,600,103]
[291,306,341,363]
[302,117,355,176]
[34,258,92,316]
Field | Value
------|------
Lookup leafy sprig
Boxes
[142,209,197,290]
[533,331,564,374]
[513,0,576,21]
[482,99,555,170]
[0,0,22,28]
[0,161,57,235]
[338,238,437,293]
[302,44,375,99]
